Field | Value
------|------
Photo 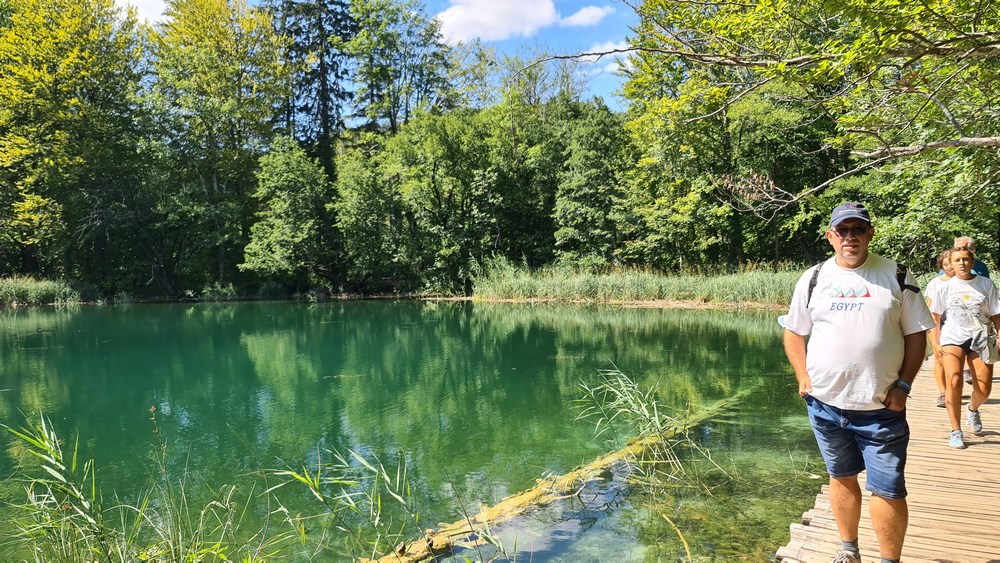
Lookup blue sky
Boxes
[428,0,635,105]
[117,0,635,106]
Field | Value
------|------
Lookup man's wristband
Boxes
[894,379,912,396]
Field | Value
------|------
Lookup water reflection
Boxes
[0,301,817,558]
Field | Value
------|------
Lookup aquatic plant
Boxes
[473,256,802,305]
[575,368,731,491]
[267,447,511,561]
[0,413,296,561]
[0,276,80,307]
[200,282,239,301]
[575,367,823,560]
[573,368,737,560]
[2,415,119,560]
[269,448,420,559]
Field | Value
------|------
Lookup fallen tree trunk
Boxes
[362,385,758,562]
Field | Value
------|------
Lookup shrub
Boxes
[200,282,238,301]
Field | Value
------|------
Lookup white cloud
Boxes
[437,0,559,44]
[559,6,614,28]
[115,0,166,23]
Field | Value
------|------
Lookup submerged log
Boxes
[361,386,757,563]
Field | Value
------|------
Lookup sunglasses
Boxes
[833,225,869,238]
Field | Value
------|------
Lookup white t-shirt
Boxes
[924,275,950,314]
[784,254,935,410]
[931,275,1000,347]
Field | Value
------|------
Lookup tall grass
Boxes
[574,368,732,561]
[0,413,298,561]
[0,276,80,307]
[474,257,801,306]
[200,281,238,301]
[3,416,119,560]
[1,413,467,561]
[575,368,730,489]
[268,449,426,560]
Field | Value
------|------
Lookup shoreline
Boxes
[429,295,788,312]
[2,292,790,312]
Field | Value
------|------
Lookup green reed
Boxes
[269,448,424,560]
[0,276,79,307]
[473,257,802,306]
[0,413,297,561]
[574,366,831,561]
[574,368,733,561]
[1,413,468,562]
[575,368,731,491]
[267,446,510,561]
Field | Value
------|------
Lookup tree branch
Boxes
[852,136,1000,159]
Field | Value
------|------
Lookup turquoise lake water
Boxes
[0,301,823,560]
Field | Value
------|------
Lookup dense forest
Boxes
[1,0,998,297]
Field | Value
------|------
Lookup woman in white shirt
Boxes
[924,250,954,409]
[931,246,1000,448]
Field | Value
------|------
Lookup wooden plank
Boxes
[777,357,1000,562]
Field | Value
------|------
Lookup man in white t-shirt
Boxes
[782,202,934,563]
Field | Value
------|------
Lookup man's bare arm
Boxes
[898,331,927,387]
[883,330,927,411]
[783,329,812,396]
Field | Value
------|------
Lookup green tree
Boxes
[147,0,291,289]
[383,110,497,293]
[334,139,416,291]
[0,0,144,284]
[625,0,1000,214]
[619,60,744,270]
[0,191,64,274]
[553,99,635,267]
[0,0,12,27]
[723,83,846,262]
[240,136,335,287]
[621,6,864,269]
[337,110,503,294]
[842,151,998,269]
[473,54,592,269]
[271,0,356,177]
[347,0,453,133]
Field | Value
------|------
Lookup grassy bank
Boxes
[0,276,80,307]
[474,259,803,306]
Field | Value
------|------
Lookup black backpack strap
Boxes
[805,262,823,307]
[896,263,920,294]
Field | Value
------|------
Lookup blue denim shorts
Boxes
[804,395,909,499]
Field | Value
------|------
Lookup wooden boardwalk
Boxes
[777,357,1000,562]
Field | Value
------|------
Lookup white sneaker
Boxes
[949,429,966,449]
[968,408,984,434]
[832,551,861,563]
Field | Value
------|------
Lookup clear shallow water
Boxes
[0,301,823,559]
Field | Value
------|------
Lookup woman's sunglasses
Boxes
[833,225,869,238]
